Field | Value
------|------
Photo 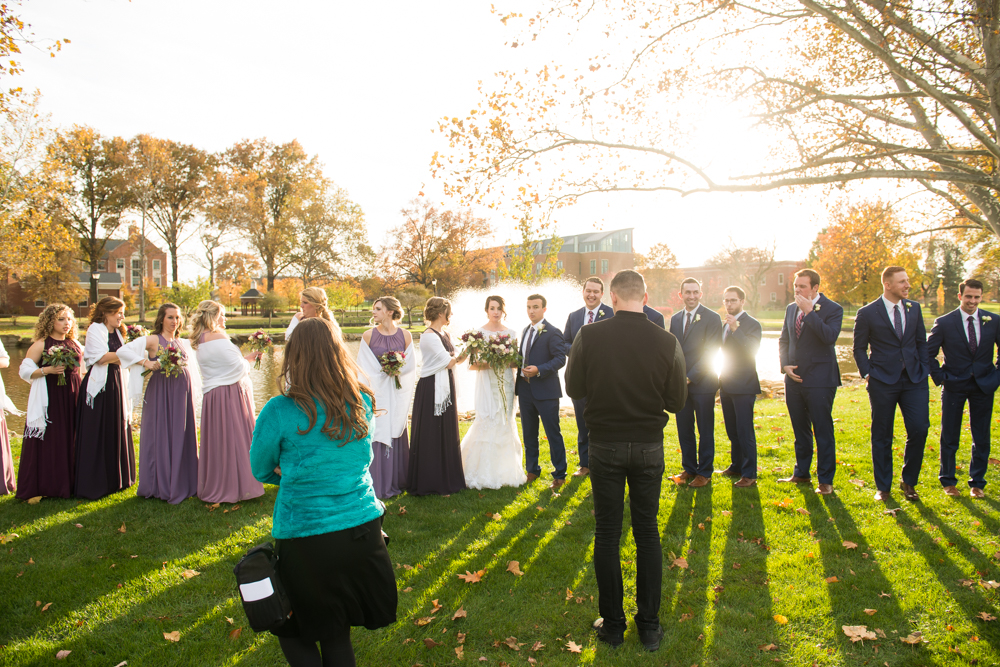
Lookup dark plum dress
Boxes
[75,331,136,499]
[137,335,198,504]
[368,328,409,499]
[405,329,466,496]
[15,337,82,499]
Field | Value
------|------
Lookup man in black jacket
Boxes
[566,269,687,653]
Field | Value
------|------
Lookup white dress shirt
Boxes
[724,310,745,338]
[881,295,906,335]
[585,306,601,324]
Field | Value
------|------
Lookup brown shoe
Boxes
[689,475,710,488]
[899,482,919,501]
[778,476,811,484]
[942,485,960,497]
[971,487,985,499]
[572,467,590,477]
[734,477,757,487]
[719,467,741,478]
[674,471,694,482]
[815,484,833,495]
[526,473,539,483]
[550,478,565,491]
[873,489,890,502]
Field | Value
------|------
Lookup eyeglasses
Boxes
[723,298,741,304]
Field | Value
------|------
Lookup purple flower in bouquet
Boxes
[244,329,274,369]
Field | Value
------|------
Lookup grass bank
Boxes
[1,387,999,665]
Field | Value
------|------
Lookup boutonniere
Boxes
[537,325,547,335]
[694,314,701,323]
[813,303,821,312]
[983,315,992,325]
[598,309,606,317]
[905,301,912,310]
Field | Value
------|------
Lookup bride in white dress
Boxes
[461,295,528,489]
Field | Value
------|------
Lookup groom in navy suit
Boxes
[563,277,614,477]
[926,279,1000,499]
[518,293,570,490]
[777,269,844,495]
[853,266,929,502]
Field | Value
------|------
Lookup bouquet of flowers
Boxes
[480,332,523,419]
[459,329,486,364]
[378,351,406,389]
[245,329,273,370]
[125,324,149,343]
[41,345,80,386]
[142,341,186,378]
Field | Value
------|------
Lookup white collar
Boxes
[730,310,745,321]
[527,320,544,332]
[960,308,979,319]
[881,294,903,308]
[684,305,699,315]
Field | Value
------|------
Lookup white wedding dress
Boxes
[460,327,528,489]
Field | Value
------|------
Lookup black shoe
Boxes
[592,617,624,648]
[638,624,664,651]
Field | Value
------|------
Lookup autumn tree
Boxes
[498,214,563,282]
[46,126,130,304]
[0,7,68,114]
[635,242,680,308]
[396,284,433,328]
[707,240,776,312]
[217,251,262,290]
[288,178,368,287]
[125,134,170,320]
[436,1,1000,244]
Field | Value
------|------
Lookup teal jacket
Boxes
[250,393,383,539]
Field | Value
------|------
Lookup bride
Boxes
[461,295,528,489]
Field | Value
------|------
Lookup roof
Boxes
[76,272,123,286]
[241,288,263,299]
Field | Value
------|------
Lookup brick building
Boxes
[677,260,806,310]
[489,227,636,286]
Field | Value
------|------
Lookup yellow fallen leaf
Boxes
[430,599,443,613]
[225,617,233,624]
[455,646,464,659]
[796,508,810,516]
[452,606,467,620]
[672,557,689,569]
[27,496,42,504]
[843,625,876,642]
[565,640,583,653]
[864,608,877,616]
[507,560,524,576]
[825,576,839,583]
[531,641,544,651]
[41,602,52,612]
[118,523,126,534]
[774,615,788,624]
[758,643,777,651]
[0,533,18,544]
[978,612,996,621]
[457,632,466,644]
[56,650,71,659]
[402,586,413,593]
[163,631,180,642]
[414,617,434,626]
[457,570,484,583]
[504,636,520,650]
[180,569,200,579]
[843,541,858,549]
[900,631,924,645]
[721,510,732,516]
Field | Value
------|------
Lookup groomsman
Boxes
[777,269,844,495]
[853,266,929,502]
[926,278,1000,499]
[517,294,570,490]
[564,277,614,477]
[718,286,762,487]
[668,278,722,487]
[643,304,666,328]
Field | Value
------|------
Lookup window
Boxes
[78,299,88,307]
[770,292,777,302]
[760,274,767,285]
[98,260,106,271]
[34,299,45,308]
[535,262,541,274]
[777,273,784,285]
[116,258,125,271]
[152,259,161,272]
[154,277,161,287]
[590,259,597,275]
[131,258,141,287]
[601,259,609,274]
[556,260,563,270]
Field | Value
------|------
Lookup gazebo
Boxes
[240,286,263,316]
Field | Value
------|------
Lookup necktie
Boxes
[587,310,594,325]
[968,315,978,354]
[795,311,804,338]
[893,305,903,340]
[524,326,536,361]
[684,312,692,337]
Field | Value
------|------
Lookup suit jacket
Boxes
[643,304,666,329]
[777,293,844,387]
[668,304,722,394]
[515,318,569,400]
[720,312,762,395]
[927,308,1000,393]
[564,304,614,347]
[852,297,928,384]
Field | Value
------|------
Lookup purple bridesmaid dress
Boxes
[368,328,410,499]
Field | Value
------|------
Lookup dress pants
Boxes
[938,377,993,489]
[589,439,663,635]
[572,397,590,468]
[867,376,928,491]
[721,392,757,479]
[676,392,715,478]
[784,381,838,484]
[517,381,567,479]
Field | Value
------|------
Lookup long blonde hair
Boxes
[301,287,333,323]
[34,304,78,341]
[279,317,374,442]
[189,300,224,349]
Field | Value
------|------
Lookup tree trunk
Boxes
[171,244,179,291]
[138,207,147,322]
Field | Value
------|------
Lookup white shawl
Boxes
[0,338,20,417]
[284,314,300,341]
[419,329,454,416]
[83,323,135,417]
[195,337,254,413]
[357,337,416,449]
[18,358,45,437]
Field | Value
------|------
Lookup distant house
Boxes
[678,260,806,309]
[488,227,636,285]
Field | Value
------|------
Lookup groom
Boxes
[517,294,570,490]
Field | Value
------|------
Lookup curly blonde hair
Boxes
[189,300,224,349]
[34,304,78,341]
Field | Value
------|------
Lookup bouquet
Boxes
[142,341,186,378]
[378,351,406,389]
[459,330,486,364]
[41,345,79,386]
[245,329,273,370]
[125,324,149,343]
[480,332,523,419]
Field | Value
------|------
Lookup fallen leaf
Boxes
[27,558,34,565]
[0,533,18,544]
[424,638,443,648]
[900,631,924,645]
[180,569,200,579]
[209,503,220,510]
[163,631,180,642]
[118,523,126,534]
[430,599,443,613]
[721,510,732,516]
[397,505,407,515]
[415,617,434,626]
[826,576,839,583]
[457,570,484,583]
[452,606,467,620]
[402,564,414,570]
[225,617,234,625]
[228,627,242,640]
[455,646,464,659]
[507,561,524,576]
[850,479,866,487]
[565,588,574,601]
[884,508,902,516]
[531,641,544,651]
[843,541,858,550]
[55,650,71,659]
[27,496,42,504]
[879,591,891,598]
[843,625,876,643]
[679,613,693,622]
[796,508,810,516]
[733,563,742,569]
[565,640,583,653]
[402,587,413,593]
[758,643,777,651]
[41,602,52,612]
[672,557,689,569]
[980,580,1000,590]
[504,637,520,650]
[864,609,877,616]
[113,662,127,667]
[775,498,793,509]
[774,615,788,625]
[978,612,996,621]
[492,513,502,522]
[875,628,886,638]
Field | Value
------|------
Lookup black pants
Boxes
[589,439,663,634]
[939,378,993,489]
[867,377,928,491]
[785,382,837,484]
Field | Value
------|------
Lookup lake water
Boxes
[0,332,858,435]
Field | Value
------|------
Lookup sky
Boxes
[14,0,839,281]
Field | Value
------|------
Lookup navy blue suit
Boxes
[517,319,570,479]
[643,305,666,329]
[669,305,722,477]
[927,308,1000,489]
[563,305,614,468]
[719,312,762,478]
[853,297,929,492]
[778,294,843,485]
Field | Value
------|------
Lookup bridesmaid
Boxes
[405,297,468,496]
[360,296,415,499]
[0,335,16,494]
[136,303,199,504]
[76,297,136,500]
[16,304,83,500]
[190,300,264,503]
[285,286,342,341]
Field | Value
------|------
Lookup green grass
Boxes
[2,389,1000,665]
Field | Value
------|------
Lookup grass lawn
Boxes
[2,388,1000,666]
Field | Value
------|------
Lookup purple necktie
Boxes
[795,311,804,338]
[524,326,536,361]
[893,305,903,340]
[587,310,594,325]
[968,315,978,354]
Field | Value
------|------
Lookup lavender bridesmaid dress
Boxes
[368,328,410,499]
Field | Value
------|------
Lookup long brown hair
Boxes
[152,302,183,336]
[279,317,374,443]
[89,296,126,336]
